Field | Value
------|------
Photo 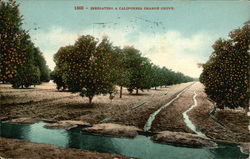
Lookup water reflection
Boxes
[208,143,248,159]
[0,122,31,140]
[28,122,69,147]
[0,121,248,159]
[67,127,121,154]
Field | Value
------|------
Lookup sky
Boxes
[16,0,250,78]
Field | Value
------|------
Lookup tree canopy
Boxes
[0,0,50,88]
[200,25,249,110]
[54,35,118,104]
[53,36,194,103]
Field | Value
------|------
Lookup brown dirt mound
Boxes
[83,123,141,138]
[152,130,217,148]
[0,137,133,159]
[44,120,91,130]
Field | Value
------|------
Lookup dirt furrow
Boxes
[0,82,193,125]
[110,82,194,130]
[150,82,199,133]
[188,83,249,143]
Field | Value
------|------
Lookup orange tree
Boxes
[109,46,130,98]
[50,66,67,90]
[0,0,25,83]
[123,46,153,94]
[11,33,41,88]
[150,65,165,89]
[33,47,50,82]
[54,35,118,104]
[52,45,73,90]
[0,0,50,87]
[150,66,193,89]
[200,25,249,110]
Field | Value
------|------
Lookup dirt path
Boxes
[0,137,132,159]
[144,83,194,131]
[150,82,198,133]
[109,82,194,129]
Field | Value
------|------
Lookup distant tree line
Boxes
[200,24,249,110]
[52,35,193,104]
[0,0,50,88]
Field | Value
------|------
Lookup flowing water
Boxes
[182,90,206,137]
[144,83,194,131]
[0,121,248,159]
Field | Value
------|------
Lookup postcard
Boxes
[0,0,249,158]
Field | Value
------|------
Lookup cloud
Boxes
[30,26,79,69]
[137,31,215,77]
[31,26,215,77]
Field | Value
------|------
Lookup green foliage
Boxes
[0,0,50,87]
[50,67,67,90]
[33,48,50,82]
[54,35,118,104]
[122,46,152,94]
[111,47,131,88]
[10,32,40,88]
[11,63,40,88]
[0,0,24,82]
[200,25,249,109]
[148,66,193,89]
[121,46,193,94]
[53,41,194,99]
[150,65,164,89]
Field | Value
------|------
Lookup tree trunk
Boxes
[246,100,249,113]
[21,85,24,89]
[136,88,139,95]
[209,104,217,116]
[88,96,93,104]
[155,87,157,90]
[246,105,249,114]
[120,86,122,98]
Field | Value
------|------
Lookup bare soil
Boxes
[0,82,192,129]
[83,123,141,138]
[0,82,193,159]
[151,83,198,133]
[0,137,133,159]
[188,83,249,143]
[0,82,249,158]
[151,131,217,148]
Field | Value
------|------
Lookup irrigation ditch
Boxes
[0,120,248,159]
[182,90,206,137]
[143,83,195,132]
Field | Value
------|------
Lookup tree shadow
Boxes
[128,93,151,96]
[14,87,36,90]
[150,88,166,91]
[51,90,71,93]
[60,102,107,109]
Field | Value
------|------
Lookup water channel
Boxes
[0,121,248,159]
